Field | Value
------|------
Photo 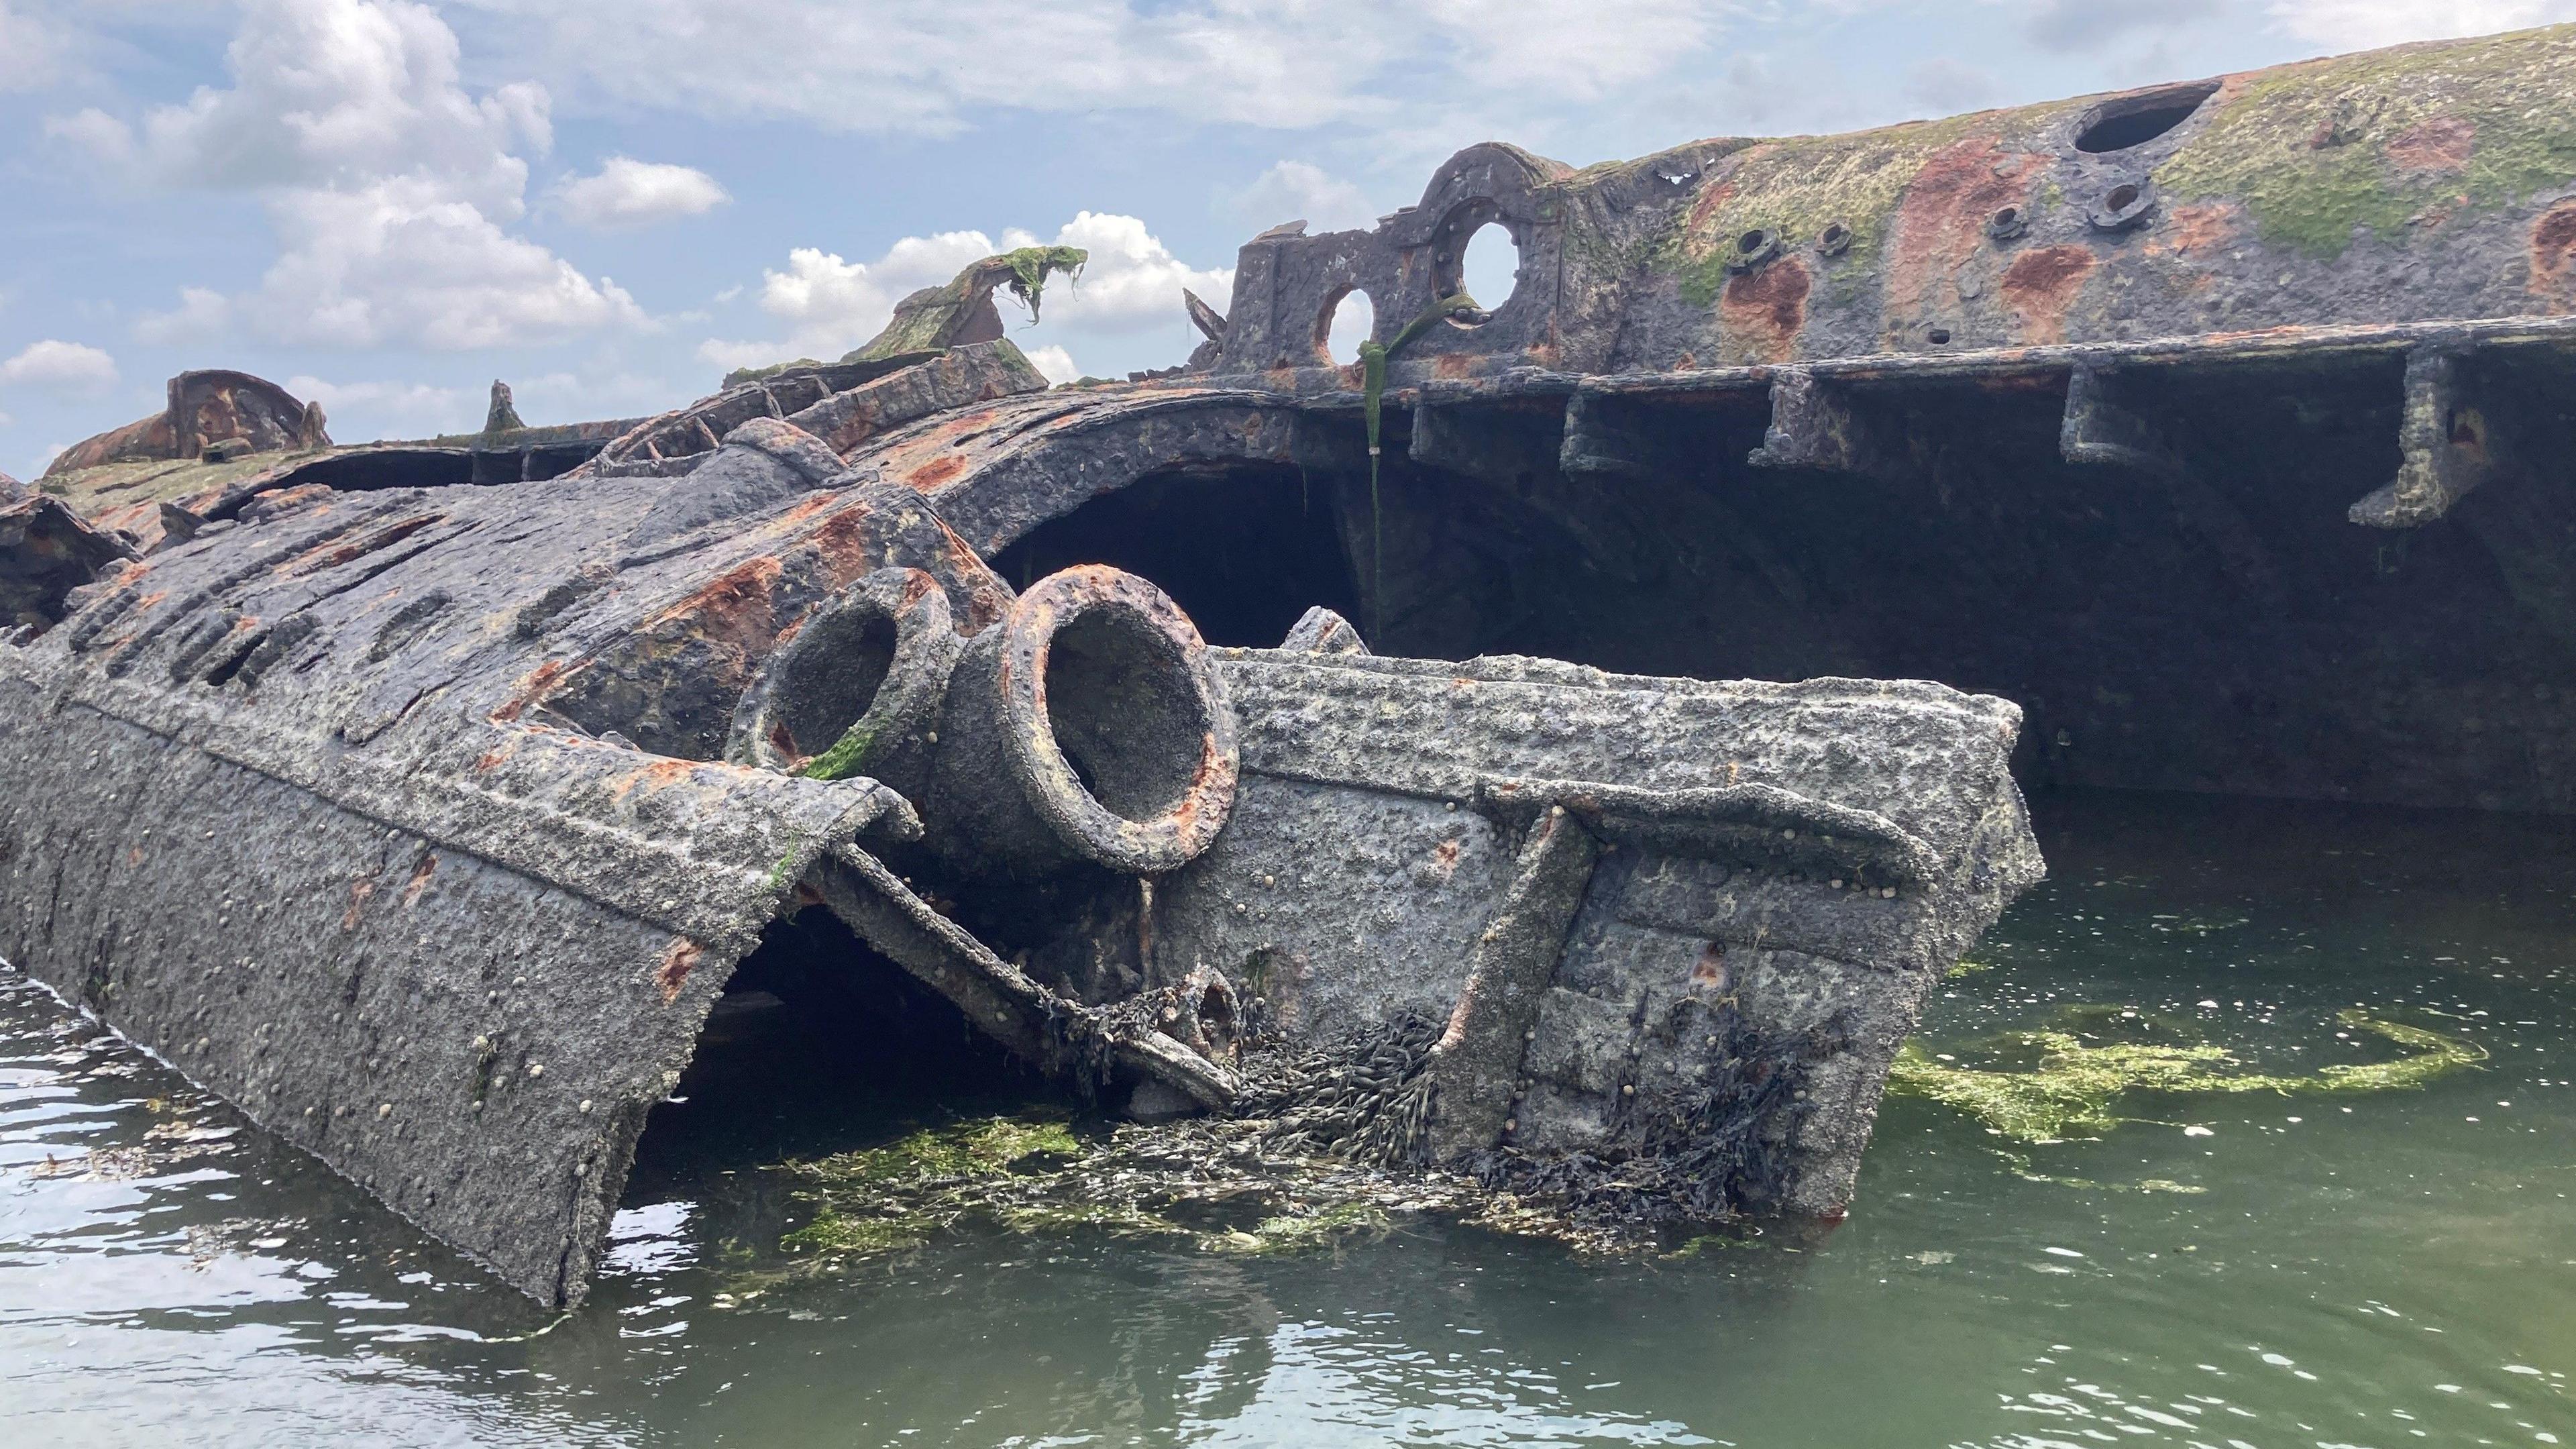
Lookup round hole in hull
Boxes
[2075,82,2218,154]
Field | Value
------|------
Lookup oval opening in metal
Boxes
[2075,81,2218,154]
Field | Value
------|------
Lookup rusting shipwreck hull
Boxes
[16,21,2576,1303]
[0,330,2037,1302]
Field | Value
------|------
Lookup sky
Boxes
[3,0,2572,480]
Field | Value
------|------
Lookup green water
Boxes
[3,792,2571,1446]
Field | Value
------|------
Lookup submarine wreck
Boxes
[11,22,2576,1305]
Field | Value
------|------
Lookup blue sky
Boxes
[2,0,2568,479]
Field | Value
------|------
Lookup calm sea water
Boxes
[3,791,2570,1446]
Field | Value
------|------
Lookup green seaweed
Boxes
[794,718,879,782]
[1205,1201,1391,1256]
[999,245,1088,323]
[1890,1008,2485,1141]
[1358,292,1483,637]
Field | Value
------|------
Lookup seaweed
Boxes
[1890,1008,2486,1141]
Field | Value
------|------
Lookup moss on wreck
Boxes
[1890,1008,2485,1141]
[1660,107,2056,308]
[720,358,830,390]
[793,718,879,782]
[1000,246,1088,323]
[2158,25,2576,258]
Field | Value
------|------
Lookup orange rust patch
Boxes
[401,853,437,908]
[1681,174,1741,253]
[491,659,566,722]
[2531,201,2576,313]
[1688,942,1730,991]
[1429,836,1463,883]
[343,875,376,932]
[655,939,705,1004]
[125,847,145,867]
[1719,258,1812,362]
[1432,352,1478,380]
[2387,115,2475,175]
[1883,138,2039,339]
[2000,246,2096,344]
[907,454,969,490]
[293,513,441,575]
[2146,202,2238,260]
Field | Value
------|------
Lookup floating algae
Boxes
[1889,1008,2486,1141]
[775,1111,1452,1267]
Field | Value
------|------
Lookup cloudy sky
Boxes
[1,0,2569,478]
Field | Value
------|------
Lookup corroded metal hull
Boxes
[27,21,2572,1305]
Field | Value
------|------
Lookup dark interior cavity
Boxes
[987,464,1358,647]
[1042,606,1211,822]
[2075,82,2219,152]
[628,908,1054,1189]
[1001,352,2576,816]
[766,606,899,762]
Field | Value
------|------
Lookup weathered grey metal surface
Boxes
[1112,643,2039,1214]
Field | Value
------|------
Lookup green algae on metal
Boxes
[1890,1008,2485,1141]
[999,246,1088,323]
[793,718,879,782]
[2157,25,2576,258]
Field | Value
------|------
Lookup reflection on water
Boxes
[3,791,2573,1446]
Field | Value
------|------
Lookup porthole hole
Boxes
[1320,287,1376,365]
[2075,81,2218,154]
[1456,221,1519,313]
[2105,184,2141,213]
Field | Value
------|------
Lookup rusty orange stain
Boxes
[1432,352,1478,380]
[2146,201,2238,260]
[2387,115,2475,175]
[655,939,704,1004]
[1681,174,1742,253]
[2000,246,2096,344]
[907,454,969,490]
[1429,837,1463,883]
[490,659,567,722]
[1688,942,1729,990]
[401,853,438,908]
[1882,137,2038,341]
[125,847,144,867]
[1719,258,1812,361]
[2530,201,2576,312]
[342,875,376,932]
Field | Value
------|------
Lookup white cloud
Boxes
[553,156,729,228]
[1226,160,1379,236]
[1036,213,1233,335]
[0,1,75,95]
[449,0,1750,136]
[56,0,643,350]
[134,286,232,346]
[0,339,119,396]
[1024,344,1080,384]
[284,374,471,433]
[698,213,1228,378]
[2266,0,2576,47]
